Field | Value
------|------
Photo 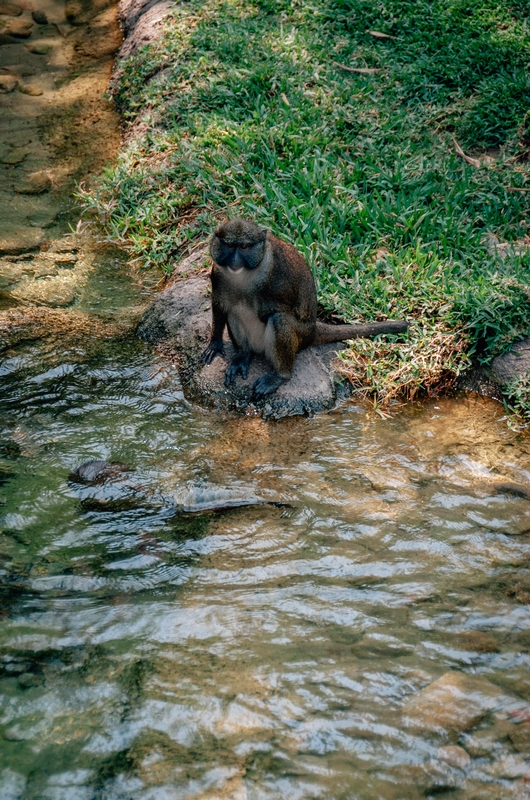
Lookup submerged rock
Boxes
[0,74,18,93]
[0,1,23,16]
[18,83,44,96]
[402,670,505,733]
[69,460,132,485]
[4,19,32,37]
[25,41,52,54]
[437,745,471,770]
[14,172,52,194]
[31,10,47,24]
[509,722,530,757]
[137,256,350,420]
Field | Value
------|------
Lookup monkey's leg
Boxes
[225,350,252,387]
[201,301,227,365]
[252,313,302,401]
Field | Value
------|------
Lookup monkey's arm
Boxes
[201,300,227,365]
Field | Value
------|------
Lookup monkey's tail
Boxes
[314,319,408,345]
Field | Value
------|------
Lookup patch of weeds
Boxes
[503,373,530,427]
[82,0,530,405]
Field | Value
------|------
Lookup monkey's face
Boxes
[211,236,266,271]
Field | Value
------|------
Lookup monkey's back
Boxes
[261,233,317,325]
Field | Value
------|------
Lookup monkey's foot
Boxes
[252,373,287,401]
[224,352,252,386]
[201,340,224,366]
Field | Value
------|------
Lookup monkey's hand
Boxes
[201,340,225,366]
[225,352,252,387]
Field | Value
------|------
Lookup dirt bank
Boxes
[0,0,121,255]
[0,0,151,346]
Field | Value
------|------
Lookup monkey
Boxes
[201,218,408,401]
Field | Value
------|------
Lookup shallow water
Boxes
[1,255,530,800]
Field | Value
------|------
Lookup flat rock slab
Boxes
[137,258,347,419]
[403,670,506,733]
[0,226,44,255]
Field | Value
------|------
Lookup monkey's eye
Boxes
[226,243,236,249]
[239,244,248,250]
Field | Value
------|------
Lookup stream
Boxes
[1,273,530,799]
[1,2,530,800]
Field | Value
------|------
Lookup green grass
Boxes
[83,0,530,412]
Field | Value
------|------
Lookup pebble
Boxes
[509,722,530,756]
[25,41,52,54]
[0,262,23,288]
[1,147,30,164]
[52,241,78,253]
[490,754,530,779]
[19,83,43,96]
[54,254,77,267]
[31,10,47,24]
[27,210,56,228]
[14,172,51,194]
[0,33,16,44]
[4,19,33,37]
[0,0,22,15]
[0,74,17,93]
[402,671,505,733]
[453,631,500,653]
[437,745,471,770]
[17,672,43,689]
[0,228,44,256]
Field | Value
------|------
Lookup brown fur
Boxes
[202,218,408,399]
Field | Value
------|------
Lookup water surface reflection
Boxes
[1,275,530,799]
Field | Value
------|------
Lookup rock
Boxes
[352,633,412,658]
[0,262,23,288]
[0,0,22,15]
[1,147,29,164]
[31,10,47,24]
[17,672,43,689]
[505,508,530,536]
[69,460,132,485]
[0,227,44,255]
[0,33,16,44]
[491,339,530,385]
[0,307,129,352]
[437,745,471,770]
[4,19,32,37]
[27,210,57,228]
[53,254,77,267]
[402,671,506,733]
[452,631,500,653]
[14,172,51,194]
[509,722,530,756]
[137,265,349,420]
[494,481,530,500]
[17,280,77,307]
[461,721,512,757]
[0,74,17,92]
[18,83,43,96]
[24,41,52,54]
[388,762,461,792]
[489,754,530,779]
